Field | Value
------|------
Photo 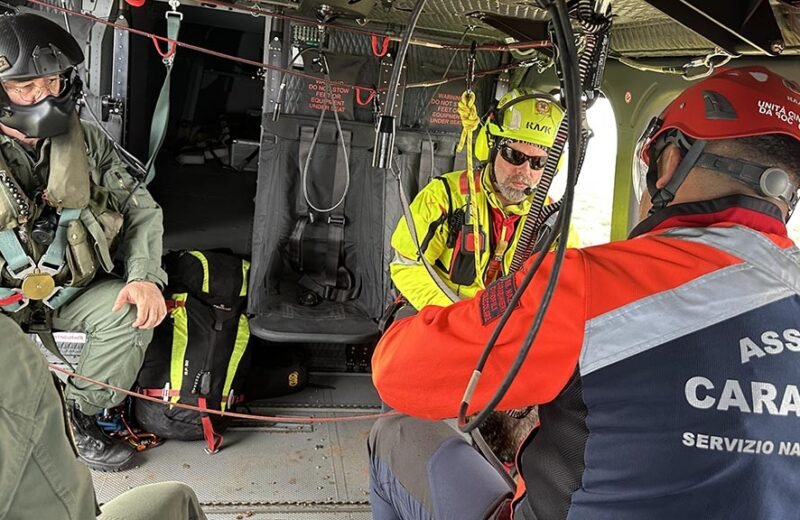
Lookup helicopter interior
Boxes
[13,0,800,517]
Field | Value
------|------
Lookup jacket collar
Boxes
[629,195,787,239]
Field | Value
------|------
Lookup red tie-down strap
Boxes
[165,299,186,312]
[198,397,224,454]
[0,291,24,307]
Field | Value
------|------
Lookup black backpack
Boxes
[135,250,252,453]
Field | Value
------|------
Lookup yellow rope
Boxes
[457,90,485,289]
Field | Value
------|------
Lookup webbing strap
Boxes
[45,286,82,310]
[40,208,82,272]
[220,314,249,413]
[322,130,351,293]
[240,260,250,297]
[287,218,308,269]
[0,229,32,276]
[144,11,182,185]
[187,251,210,293]
[288,127,317,268]
[418,139,435,191]
[141,387,245,405]
[169,293,189,403]
[296,126,315,218]
[0,287,24,311]
[38,331,76,370]
[198,396,224,454]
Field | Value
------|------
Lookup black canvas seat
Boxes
[248,113,469,344]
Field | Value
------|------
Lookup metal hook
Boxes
[466,40,477,93]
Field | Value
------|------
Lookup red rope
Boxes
[49,364,396,424]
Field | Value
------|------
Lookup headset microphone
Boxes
[523,186,534,196]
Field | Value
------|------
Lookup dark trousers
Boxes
[368,415,514,520]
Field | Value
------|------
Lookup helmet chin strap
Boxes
[647,131,707,214]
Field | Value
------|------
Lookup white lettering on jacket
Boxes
[684,376,800,416]
[739,328,800,364]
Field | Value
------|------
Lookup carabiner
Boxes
[465,41,477,93]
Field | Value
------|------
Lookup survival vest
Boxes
[0,113,123,314]
[135,250,251,454]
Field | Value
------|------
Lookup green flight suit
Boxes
[0,122,167,415]
[0,314,206,520]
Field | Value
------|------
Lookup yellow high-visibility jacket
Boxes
[390,166,580,310]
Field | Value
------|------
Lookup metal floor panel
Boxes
[205,512,371,519]
[93,374,380,516]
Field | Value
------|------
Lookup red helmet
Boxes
[636,66,800,212]
[643,66,800,159]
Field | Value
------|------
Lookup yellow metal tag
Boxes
[21,271,56,300]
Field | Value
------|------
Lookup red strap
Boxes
[355,86,376,106]
[198,397,224,454]
[165,299,186,312]
[141,388,180,398]
[141,388,242,405]
[150,35,176,59]
[0,292,23,307]
[370,35,390,57]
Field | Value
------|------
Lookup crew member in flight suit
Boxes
[0,12,167,471]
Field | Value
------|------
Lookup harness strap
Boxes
[35,328,75,371]
[140,387,245,405]
[45,286,83,310]
[288,127,317,267]
[40,208,82,272]
[418,139,435,191]
[322,130,351,297]
[296,126,315,218]
[198,396,224,454]
[0,229,33,277]
[144,10,182,185]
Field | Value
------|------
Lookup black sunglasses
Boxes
[498,144,548,170]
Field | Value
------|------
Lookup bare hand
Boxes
[112,280,167,329]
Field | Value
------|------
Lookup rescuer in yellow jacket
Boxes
[391,88,580,310]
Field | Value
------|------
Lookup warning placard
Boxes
[307,81,350,114]
[428,92,462,129]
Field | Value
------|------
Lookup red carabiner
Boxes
[150,35,176,60]
[371,35,390,58]
[355,86,376,106]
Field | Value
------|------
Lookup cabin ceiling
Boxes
[274,0,800,57]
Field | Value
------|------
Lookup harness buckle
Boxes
[21,270,56,301]
[327,215,346,226]
[6,257,36,280]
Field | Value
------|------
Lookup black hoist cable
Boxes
[457,0,597,434]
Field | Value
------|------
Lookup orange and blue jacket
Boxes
[373,195,800,519]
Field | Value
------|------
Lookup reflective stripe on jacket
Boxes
[390,166,580,310]
[373,195,800,519]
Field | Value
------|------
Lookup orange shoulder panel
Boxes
[579,234,745,320]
